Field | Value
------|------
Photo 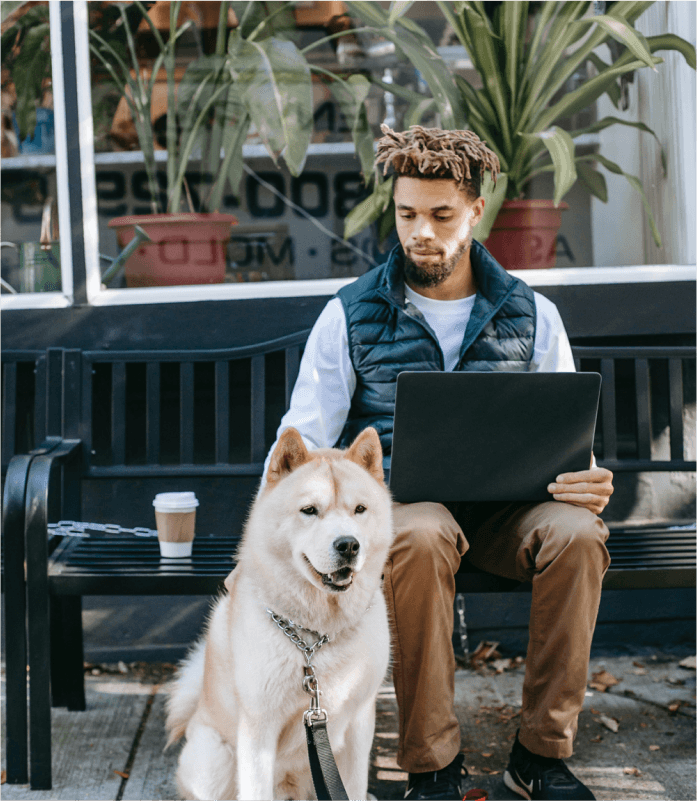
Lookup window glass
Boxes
[1,2,62,296]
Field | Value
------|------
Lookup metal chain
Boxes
[47,521,158,538]
[266,608,331,725]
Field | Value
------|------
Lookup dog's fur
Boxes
[165,427,394,800]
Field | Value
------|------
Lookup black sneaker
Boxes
[504,733,595,800]
[404,753,468,800]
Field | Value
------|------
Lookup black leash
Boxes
[267,609,349,801]
[305,714,349,800]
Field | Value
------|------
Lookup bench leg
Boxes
[50,596,86,711]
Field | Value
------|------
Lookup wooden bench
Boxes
[2,339,695,789]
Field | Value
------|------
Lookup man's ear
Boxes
[266,428,310,486]
[345,427,384,483]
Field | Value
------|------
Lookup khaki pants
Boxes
[383,500,610,773]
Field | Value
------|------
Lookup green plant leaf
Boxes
[571,115,667,177]
[581,152,661,246]
[404,97,437,128]
[580,12,657,72]
[378,197,396,247]
[231,1,266,38]
[500,0,527,106]
[344,176,394,240]
[388,0,415,27]
[327,74,374,179]
[520,127,576,206]
[351,22,465,129]
[344,1,390,27]
[576,162,608,202]
[230,36,313,176]
[585,53,622,109]
[457,3,513,156]
[643,32,696,70]
[12,21,50,139]
[473,170,507,243]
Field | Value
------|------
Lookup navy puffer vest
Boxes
[336,240,536,453]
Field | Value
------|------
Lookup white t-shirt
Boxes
[263,289,575,478]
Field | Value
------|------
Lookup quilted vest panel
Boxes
[336,240,536,453]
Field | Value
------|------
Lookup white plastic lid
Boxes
[153,491,199,511]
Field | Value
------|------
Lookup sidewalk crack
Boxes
[114,685,158,801]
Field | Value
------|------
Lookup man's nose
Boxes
[413,218,435,241]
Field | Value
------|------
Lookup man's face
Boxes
[394,176,484,289]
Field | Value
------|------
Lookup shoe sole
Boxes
[503,770,532,800]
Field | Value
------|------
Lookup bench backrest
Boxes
[3,341,695,480]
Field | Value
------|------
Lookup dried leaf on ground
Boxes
[590,735,603,743]
[1,770,6,785]
[624,767,642,776]
[113,770,130,779]
[589,670,620,692]
[649,745,660,751]
[667,677,685,685]
[491,659,509,674]
[481,767,500,774]
[117,660,129,674]
[633,661,645,668]
[470,641,502,667]
[668,701,682,712]
[481,752,493,758]
[633,668,647,675]
[679,655,696,669]
[600,714,619,732]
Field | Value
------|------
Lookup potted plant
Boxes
[342,1,695,269]
[90,0,374,287]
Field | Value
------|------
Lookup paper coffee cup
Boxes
[153,492,199,557]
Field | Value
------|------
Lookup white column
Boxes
[635,0,696,266]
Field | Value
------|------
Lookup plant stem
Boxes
[300,27,373,55]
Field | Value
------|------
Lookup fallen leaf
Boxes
[117,661,128,674]
[461,747,478,754]
[667,677,685,685]
[590,735,603,743]
[640,722,647,728]
[491,659,509,674]
[481,767,499,774]
[649,744,660,751]
[470,641,502,667]
[91,668,101,676]
[481,752,493,758]
[679,656,696,670]
[633,668,647,675]
[668,702,682,712]
[590,708,600,715]
[624,767,642,776]
[589,670,620,692]
[600,714,619,733]
[1,770,6,784]
[633,661,645,668]
[113,770,130,779]
[463,790,489,801]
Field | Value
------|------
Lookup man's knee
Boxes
[391,502,468,572]
[534,502,610,570]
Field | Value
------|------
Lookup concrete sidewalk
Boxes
[2,652,695,800]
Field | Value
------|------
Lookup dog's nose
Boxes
[333,536,360,558]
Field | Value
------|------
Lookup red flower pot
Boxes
[484,199,569,270]
[108,213,237,287]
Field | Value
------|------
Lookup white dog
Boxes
[165,426,394,800]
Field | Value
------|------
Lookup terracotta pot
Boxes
[108,213,237,287]
[484,199,569,270]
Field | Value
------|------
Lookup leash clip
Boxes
[303,665,327,726]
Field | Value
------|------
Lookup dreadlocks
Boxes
[375,124,500,198]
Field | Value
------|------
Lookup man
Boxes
[264,125,614,800]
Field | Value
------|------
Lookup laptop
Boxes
[388,371,601,503]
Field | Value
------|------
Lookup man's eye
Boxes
[435,216,451,222]
[301,506,318,516]
[355,505,367,514]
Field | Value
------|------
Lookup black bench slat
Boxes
[2,362,17,467]
[635,358,652,460]
[600,358,617,462]
[285,346,301,408]
[34,355,47,445]
[251,354,266,463]
[111,362,126,465]
[215,361,230,464]
[146,362,160,464]
[180,362,195,464]
[669,358,685,461]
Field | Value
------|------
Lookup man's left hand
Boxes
[548,466,614,515]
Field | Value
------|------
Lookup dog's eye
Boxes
[300,506,318,516]
[355,505,367,514]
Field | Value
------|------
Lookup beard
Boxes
[404,233,473,289]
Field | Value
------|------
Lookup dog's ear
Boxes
[345,427,384,483]
[266,427,311,486]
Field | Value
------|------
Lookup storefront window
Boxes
[1,1,66,300]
